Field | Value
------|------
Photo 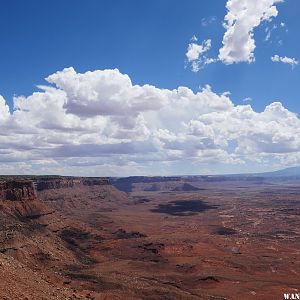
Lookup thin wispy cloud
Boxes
[271,54,299,67]
[201,16,217,27]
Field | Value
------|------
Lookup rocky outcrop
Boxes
[0,176,111,209]
[81,178,110,186]
[35,178,75,191]
[110,176,182,192]
[35,177,110,191]
[0,180,54,220]
[0,180,36,201]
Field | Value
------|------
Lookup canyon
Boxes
[0,174,299,299]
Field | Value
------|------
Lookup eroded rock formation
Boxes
[0,180,37,201]
[35,177,110,191]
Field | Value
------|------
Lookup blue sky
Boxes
[0,0,299,176]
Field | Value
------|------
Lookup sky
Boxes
[0,0,300,176]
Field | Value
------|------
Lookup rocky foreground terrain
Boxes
[0,175,299,299]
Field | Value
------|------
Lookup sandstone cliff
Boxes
[35,176,110,191]
[0,180,36,201]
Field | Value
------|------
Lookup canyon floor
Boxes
[0,176,299,299]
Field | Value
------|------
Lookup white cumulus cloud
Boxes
[186,40,215,72]
[186,39,211,62]
[219,0,283,64]
[0,67,300,175]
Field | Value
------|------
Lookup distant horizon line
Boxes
[0,166,299,178]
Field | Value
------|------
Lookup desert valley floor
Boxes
[0,175,299,299]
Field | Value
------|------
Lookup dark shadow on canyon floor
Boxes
[150,200,218,216]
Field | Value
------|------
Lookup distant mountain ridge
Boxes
[256,166,300,177]
[110,167,300,192]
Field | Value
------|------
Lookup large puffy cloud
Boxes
[219,0,282,64]
[190,102,300,155]
[0,96,10,122]
[47,67,168,117]
[0,67,300,175]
